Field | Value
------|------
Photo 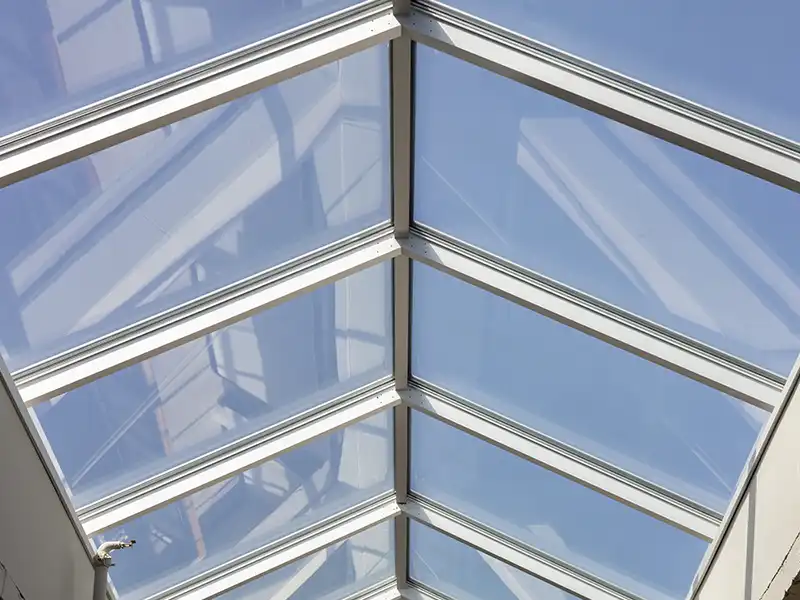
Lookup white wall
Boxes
[0,364,94,600]
[693,366,800,600]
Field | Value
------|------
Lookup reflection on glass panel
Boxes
[0,0,364,135]
[95,411,392,600]
[410,412,707,600]
[440,0,800,141]
[220,521,393,600]
[412,263,765,511]
[410,521,580,600]
[34,264,391,507]
[0,45,390,370]
[414,45,800,375]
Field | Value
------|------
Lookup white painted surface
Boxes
[693,366,800,600]
[0,365,94,600]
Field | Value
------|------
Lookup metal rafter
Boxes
[345,580,403,600]
[390,7,414,591]
[404,495,640,600]
[402,583,459,600]
[1,1,799,599]
[16,225,399,406]
[80,381,399,536]
[403,382,721,540]
[401,228,782,410]
[145,493,399,600]
[402,1,800,193]
[0,1,400,189]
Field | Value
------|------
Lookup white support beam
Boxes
[402,3,800,193]
[344,580,403,600]
[390,33,413,240]
[403,383,720,541]
[0,1,400,189]
[146,493,400,600]
[391,13,414,592]
[402,584,456,600]
[365,586,403,600]
[80,382,400,536]
[689,357,800,600]
[15,226,400,406]
[404,583,505,600]
[400,581,451,600]
[403,496,634,600]
[401,230,782,410]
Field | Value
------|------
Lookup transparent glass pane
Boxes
[410,412,707,599]
[218,521,393,600]
[440,0,800,141]
[0,0,364,135]
[0,44,390,371]
[34,263,391,507]
[412,263,765,512]
[414,45,800,375]
[410,521,580,600]
[96,410,392,600]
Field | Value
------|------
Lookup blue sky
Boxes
[1,2,797,599]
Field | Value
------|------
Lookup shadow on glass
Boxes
[0,0,365,136]
[414,45,800,375]
[34,263,392,507]
[96,411,393,599]
[0,44,390,370]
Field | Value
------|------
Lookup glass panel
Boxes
[410,412,707,600]
[414,45,800,375]
[96,411,392,600]
[218,521,393,600]
[410,521,580,600]
[440,0,800,141]
[34,263,391,507]
[412,263,765,511]
[0,0,364,135]
[0,44,390,370]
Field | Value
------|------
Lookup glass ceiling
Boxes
[0,2,797,600]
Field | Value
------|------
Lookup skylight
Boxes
[0,2,797,600]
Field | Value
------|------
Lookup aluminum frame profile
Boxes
[80,381,400,536]
[401,583,458,600]
[401,227,782,411]
[0,0,796,597]
[403,382,720,540]
[144,492,400,600]
[402,1,800,193]
[404,494,638,600]
[341,579,403,600]
[391,6,415,591]
[0,0,401,189]
[15,224,400,406]
[403,580,502,600]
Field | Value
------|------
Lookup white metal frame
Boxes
[391,0,414,589]
[402,228,782,411]
[0,0,400,188]
[80,381,400,536]
[401,583,456,600]
[346,580,403,600]
[402,1,800,194]
[145,493,399,600]
[1,0,799,598]
[402,382,720,540]
[403,495,638,600]
[16,224,400,406]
